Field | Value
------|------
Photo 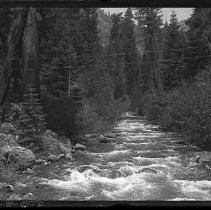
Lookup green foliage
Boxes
[143,68,211,148]
[121,8,139,101]
[97,9,112,47]
[17,84,46,141]
[161,11,185,91]
[184,8,210,81]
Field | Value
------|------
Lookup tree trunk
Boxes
[0,7,29,106]
[22,7,40,96]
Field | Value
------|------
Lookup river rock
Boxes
[140,168,157,174]
[57,153,65,159]
[0,122,16,134]
[99,139,112,144]
[39,131,67,155]
[35,159,45,165]
[195,152,211,164]
[15,182,27,189]
[9,194,22,200]
[75,143,86,150]
[65,152,73,160]
[44,161,50,166]
[6,146,35,170]
[104,132,116,138]
[23,193,33,199]
[4,184,14,192]
[25,168,34,174]
[85,134,98,138]
[47,154,58,162]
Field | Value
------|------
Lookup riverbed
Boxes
[32,113,211,201]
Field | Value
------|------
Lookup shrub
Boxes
[142,68,211,149]
[43,95,80,138]
[76,89,130,134]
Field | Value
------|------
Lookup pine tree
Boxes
[184,8,210,81]
[121,8,139,99]
[107,12,126,100]
[17,84,46,141]
[135,8,163,95]
[161,11,184,91]
[38,8,78,97]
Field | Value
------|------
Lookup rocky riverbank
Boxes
[0,122,77,200]
[2,113,211,201]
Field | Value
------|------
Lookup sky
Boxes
[102,8,193,23]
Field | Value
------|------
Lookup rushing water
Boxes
[33,113,211,201]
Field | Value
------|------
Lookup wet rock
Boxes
[44,161,50,166]
[25,168,34,174]
[6,146,35,170]
[176,140,187,145]
[0,123,16,134]
[76,165,102,174]
[15,182,27,189]
[23,193,33,200]
[4,184,14,192]
[104,132,116,138]
[75,143,86,151]
[9,194,22,200]
[57,153,65,159]
[65,152,73,159]
[99,139,112,144]
[85,134,98,138]
[195,152,211,163]
[140,168,157,174]
[35,159,44,165]
[140,160,154,166]
[47,154,58,162]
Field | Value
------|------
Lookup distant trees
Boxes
[121,9,139,102]
[161,11,185,91]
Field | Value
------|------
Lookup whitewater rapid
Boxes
[33,113,211,201]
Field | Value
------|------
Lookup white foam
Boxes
[173,180,211,200]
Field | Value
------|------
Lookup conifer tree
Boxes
[17,84,46,140]
[184,8,210,81]
[121,8,139,99]
[107,13,126,100]
[135,8,163,95]
[161,11,184,91]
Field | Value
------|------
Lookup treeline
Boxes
[134,8,211,149]
[1,7,211,149]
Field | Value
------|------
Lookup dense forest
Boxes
[1,7,210,147]
[1,6,211,201]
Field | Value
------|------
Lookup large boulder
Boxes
[0,133,18,148]
[103,132,116,138]
[39,130,73,159]
[40,132,66,155]
[74,143,86,151]
[0,123,16,135]
[195,152,211,163]
[5,146,35,170]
